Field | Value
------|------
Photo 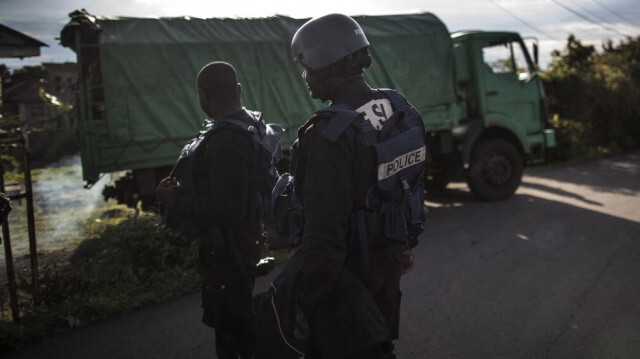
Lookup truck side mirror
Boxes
[533,43,539,66]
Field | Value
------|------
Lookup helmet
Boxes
[291,13,370,70]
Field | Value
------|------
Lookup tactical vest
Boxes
[273,89,426,250]
[163,110,283,241]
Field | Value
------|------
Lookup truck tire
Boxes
[466,138,523,201]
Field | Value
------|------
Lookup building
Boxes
[2,78,53,125]
[43,62,77,107]
[1,22,49,123]
[0,23,48,59]
[2,62,78,128]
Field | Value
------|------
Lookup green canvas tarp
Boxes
[61,11,456,184]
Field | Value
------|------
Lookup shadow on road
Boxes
[401,151,640,359]
[519,181,603,206]
[2,151,639,359]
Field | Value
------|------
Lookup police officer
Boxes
[290,14,421,358]
[156,61,262,359]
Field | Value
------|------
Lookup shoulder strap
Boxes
[377,88,424,137]
[378,88,406,110]
[315,104,361,143]
[216,111,284,157]
[315,90,411,143]
[215,117,258,135]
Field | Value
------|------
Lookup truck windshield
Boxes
[482,40,532,78]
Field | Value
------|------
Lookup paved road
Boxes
[2,150,639,358]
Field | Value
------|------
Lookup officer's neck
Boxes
[212,103,243,120]
[331,75,374,105]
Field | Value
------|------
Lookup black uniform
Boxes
[295,82,407,341]
[173,109,262,358]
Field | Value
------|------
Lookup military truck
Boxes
[60,10,555,208]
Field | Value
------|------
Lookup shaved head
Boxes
[196,61,242,119]
[197,61,238,94]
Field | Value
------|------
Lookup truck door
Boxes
[481,39,542,136]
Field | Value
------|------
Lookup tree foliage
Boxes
[542,35,640,160]
[0,211,200,351]
[3,65,47,87]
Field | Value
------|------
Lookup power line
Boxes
[591,0,640,32]
[486,0,558,40]
[566,0,640,35]
[549,0,631,37]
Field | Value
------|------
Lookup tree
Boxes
[0,64,11,90]
[547,35,596,75]
[9,65,47,84]
[0,64,48,95]
[542,35,640,160]
[597,36,640,150]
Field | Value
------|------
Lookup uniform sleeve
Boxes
[174,129,253,229]
[298,130,354,315]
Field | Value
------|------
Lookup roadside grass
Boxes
[0,160,289,352]
[0,205,201,352]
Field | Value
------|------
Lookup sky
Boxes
[1,0,640,70]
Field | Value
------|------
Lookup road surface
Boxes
[2,150,639,358]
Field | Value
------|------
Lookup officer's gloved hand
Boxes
[156,177,178,206]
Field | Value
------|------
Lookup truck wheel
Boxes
[466,138,523,201]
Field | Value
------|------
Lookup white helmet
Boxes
[291,13,370,70]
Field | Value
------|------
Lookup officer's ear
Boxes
[350,52,372,69]
[237,83,242,96]
[361,54,372,69]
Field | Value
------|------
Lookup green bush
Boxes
[0,213,200,351]
[546,114,616,162]
[542,35,640,161]
[28,128,80,168]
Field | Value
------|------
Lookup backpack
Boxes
[273,89,426,251]
[162,110,284,242]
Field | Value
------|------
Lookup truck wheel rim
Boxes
[483,155,512,185]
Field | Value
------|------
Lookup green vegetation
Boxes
[542,35,640,162]
[0,211,200,351]
[0,160,195,350]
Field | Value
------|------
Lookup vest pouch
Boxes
[373,126,426,192]
[383,203,408,242]
[372,125,426,244]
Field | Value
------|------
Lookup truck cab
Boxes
[445,31,556,200]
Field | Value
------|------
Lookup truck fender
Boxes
[460,117,485,169]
